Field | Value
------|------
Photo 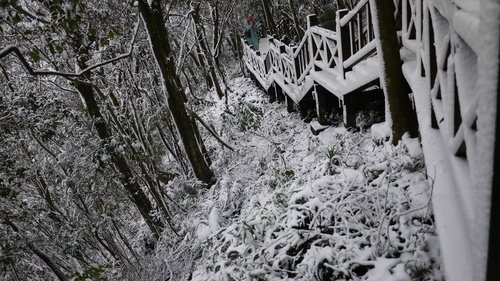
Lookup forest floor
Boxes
[126,77,444,281]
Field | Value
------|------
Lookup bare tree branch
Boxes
[0,18,141,79]
[187,107,235,151]
[8,2,51,24]
[3,220,69,281]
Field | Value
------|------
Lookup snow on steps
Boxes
[271,73,315,104]
[309,120,330,135]
[311,56,380,101]
[269,56,380,106]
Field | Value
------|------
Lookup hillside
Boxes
[124,77,444,281]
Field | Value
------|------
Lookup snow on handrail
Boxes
[343,40,376,69]
[339,0,370,26]
[309,26,337,40]
[451,9,481,54]
[293,36,308,58]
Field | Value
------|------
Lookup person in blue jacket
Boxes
[244,16,259,51]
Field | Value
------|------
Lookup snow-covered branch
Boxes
[8,2,51,24]
[0,18,141,79]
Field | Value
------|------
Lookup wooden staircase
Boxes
[241,0,500,280]
[243,0,380,127]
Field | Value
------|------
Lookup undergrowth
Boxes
[122,77,443,281]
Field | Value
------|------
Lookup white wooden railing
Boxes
[399,1,492,281]
[242,0,377,95]
[243,1,497,280]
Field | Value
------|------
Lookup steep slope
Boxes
[124,77,443,281]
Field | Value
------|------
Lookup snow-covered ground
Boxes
[125,77,444,281]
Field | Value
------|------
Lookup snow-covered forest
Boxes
[0,0,498,281]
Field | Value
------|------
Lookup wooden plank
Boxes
[339,0,370,26]
[314,84,336,125]
[402,0,408,36]
[349,22,355,57]
[357,12,362,51]
[487,47,500,280]
[336,9,351,79]
[286,95,295,113]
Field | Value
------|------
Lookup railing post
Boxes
[367,3,373,41]
[279,45,287,83]
[307,14,319,75]
[357,12,362,51]
[337,9,350,79]
[275,84,285,102]
[286,95,295,113]
[267,37,274,74]
[291,46,299,83]
[268,84,277,103]
[416,0,424,77]
[315,84,336,125]
[402,0,408,37]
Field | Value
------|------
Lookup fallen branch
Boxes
[187,108,235,151]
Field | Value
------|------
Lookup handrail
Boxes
[339,0,370,26]
[293,29,310,57]
[336,0,375,77]
[343,40,376,69]
[242,1,377,90]
[309,26,336,40]
[396,2,489,280]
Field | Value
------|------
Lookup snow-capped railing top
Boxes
[398,1,490,280]
[242,0,377,90]
[241,41,271,88]
[336,0,376,78]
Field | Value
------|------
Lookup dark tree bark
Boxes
[73,73,164,239]
[28,244,68,281]
[261,0,276,35]
[192,2,225,99]
[138,0,214,185]
[288,0,304,39]
[5,221,69,281]
[370,0,418,144]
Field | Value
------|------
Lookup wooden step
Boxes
[311,57,380,100]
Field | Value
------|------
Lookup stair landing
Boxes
[311,56,380,101]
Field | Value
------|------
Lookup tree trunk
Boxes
[5,221,69,281]
[261,0,276,36]
[73,79,165,239]
[369,0,418,144]
[28,244,69,281]
[192,2,225,99]
[138,0,214,185]
[288,0,304,39]
[171,35,212,88]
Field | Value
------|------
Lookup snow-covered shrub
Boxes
[187,78,443,281]
[122,77,443,281]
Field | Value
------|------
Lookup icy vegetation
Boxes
[124,77,443,281]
